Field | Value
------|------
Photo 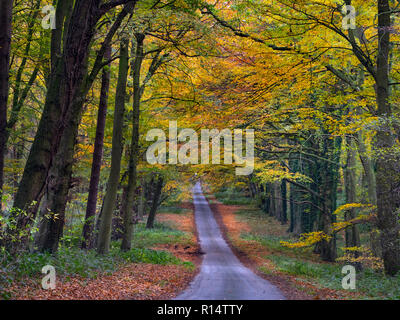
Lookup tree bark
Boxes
[281,179,288,224]
[138,178,145,219]
[374,0,400,276]
[121,33,145,251]
[146,175,164,229]
[355,131,377,206]
[35,82,90,253]
[0,0,14,209]
[273,181,282,221]
[81,45,111,249]
[97,38,130,254]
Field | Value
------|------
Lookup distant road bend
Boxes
[176,182,285,300]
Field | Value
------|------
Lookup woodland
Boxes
[0,0,400,300]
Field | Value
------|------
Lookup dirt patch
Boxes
[152,243,204,266]
[155,202,203,268]
[157,212,195,241]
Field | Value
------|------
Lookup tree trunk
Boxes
[344,136,361,269]
[316,135,340,262]
[81,45,111,249]
[121,33,145,251]
[288,154,305,235]
[146,175,164,229]
[280,179,288,224]
[356,131,377,206]
[35,18,127,253]
[355,129,380,257]
[35,82,90,253]
[0,0,14,209]
[97,38,130,254]
[273,181,282,221]
[138,178,145,220]
[112,186,126,241]
[375,0,400,276]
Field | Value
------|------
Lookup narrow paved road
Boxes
[176,182,285,300]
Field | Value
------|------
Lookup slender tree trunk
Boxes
[248,178,255,198]
[288,153,298,234]
[12,134,24,198]
[355,131,377,205]
[273,181,282,221]
[0,0,14,209]
[317,135,340,262]
[344,136,361,269]
[375,0,400,276]
[355,130,380,256]
[121,34,145,251]
[146,175,163,229]
[81,45,111,249]
[138,178,145,220]
[261,184,269,214]
[97,38,130,254]
[281,179,287,224]
[112,185,126,240]
[267,183,275,217]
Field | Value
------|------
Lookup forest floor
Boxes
[5,202,202,300]
[5,186,400,300]
[204,187,400,300]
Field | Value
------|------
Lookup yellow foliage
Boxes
[280,231,331,249]
[337,246,384,271]
[333,203,376,217]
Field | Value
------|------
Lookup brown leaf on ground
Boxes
[9,263,196,300]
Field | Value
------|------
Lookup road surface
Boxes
[176,182,285,300]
